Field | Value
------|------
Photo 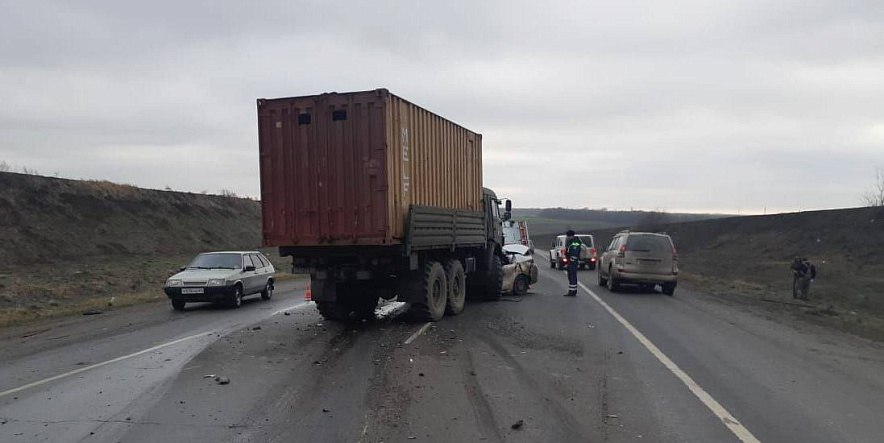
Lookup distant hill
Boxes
[513,207,730,238]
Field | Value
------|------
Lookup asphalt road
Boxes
[2,261,884,442]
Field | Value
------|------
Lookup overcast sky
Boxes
[2,0,882,213]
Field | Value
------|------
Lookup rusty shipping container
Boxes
[258,89,483,247]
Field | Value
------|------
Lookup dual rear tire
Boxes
[444,260,466,316]
[410,254,501,321]
[409,261,449,322]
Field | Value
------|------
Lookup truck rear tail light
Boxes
[590,247,597,258]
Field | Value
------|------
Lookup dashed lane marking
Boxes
[404,322,432,345]
[2,301,313,399]
[272,301,312,316]
[0,331,213,399]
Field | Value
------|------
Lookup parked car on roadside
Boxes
[597,231,678,295]
[163,251,276,310]
[548,234,598,270]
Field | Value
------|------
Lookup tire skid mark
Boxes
[461,343,505,443]
[599,347,611,441]
[237,324,364,443]
[475,333,586,440]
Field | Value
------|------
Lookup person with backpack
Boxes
[563,230,583,297]
[791,257,817,300]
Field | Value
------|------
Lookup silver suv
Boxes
[597,231,678,295]
[163,251,276,310]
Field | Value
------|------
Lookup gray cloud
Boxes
[1,0,882,212]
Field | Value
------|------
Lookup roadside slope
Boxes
[0,171,261,265]
[0,172,266,325]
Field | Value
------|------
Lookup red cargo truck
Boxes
[257,89,511,321]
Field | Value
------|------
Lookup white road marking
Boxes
[0,331,213,399]
[272,301,312,316]
[1,301,313,399]
[404,322,432,345]
[577,281,761,443]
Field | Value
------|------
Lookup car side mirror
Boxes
[244,265,256,272]
[179,266,186,272]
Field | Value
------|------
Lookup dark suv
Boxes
[597,231,678,295]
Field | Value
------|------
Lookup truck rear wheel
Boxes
[317,301,350,321]
[316,283,379,321]
[444,259,466,316]
[482,255,503,300]
[409,261,448,322]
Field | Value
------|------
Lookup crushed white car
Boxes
[501,244,539,295]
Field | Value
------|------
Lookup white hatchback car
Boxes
[163,251,276,310]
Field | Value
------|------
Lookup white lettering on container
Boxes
[401,127,410,194]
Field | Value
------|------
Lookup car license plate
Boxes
[181,288,204,294]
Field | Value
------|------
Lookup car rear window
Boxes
[577,235,594,247]
[626,235,672,253]
[256,254,271,268]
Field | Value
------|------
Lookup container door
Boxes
[258,92,390,246]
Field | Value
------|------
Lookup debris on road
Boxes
[82,310,103,316]
[215,376,230,385]
[284,312,291,316]
[252,326,262,330]
[203,374,216,378]
[511,419,524,430]
[322,408,330,413]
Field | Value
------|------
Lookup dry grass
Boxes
[680,271,884,342]
[0,289,165,328]
[83,179,143,199]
